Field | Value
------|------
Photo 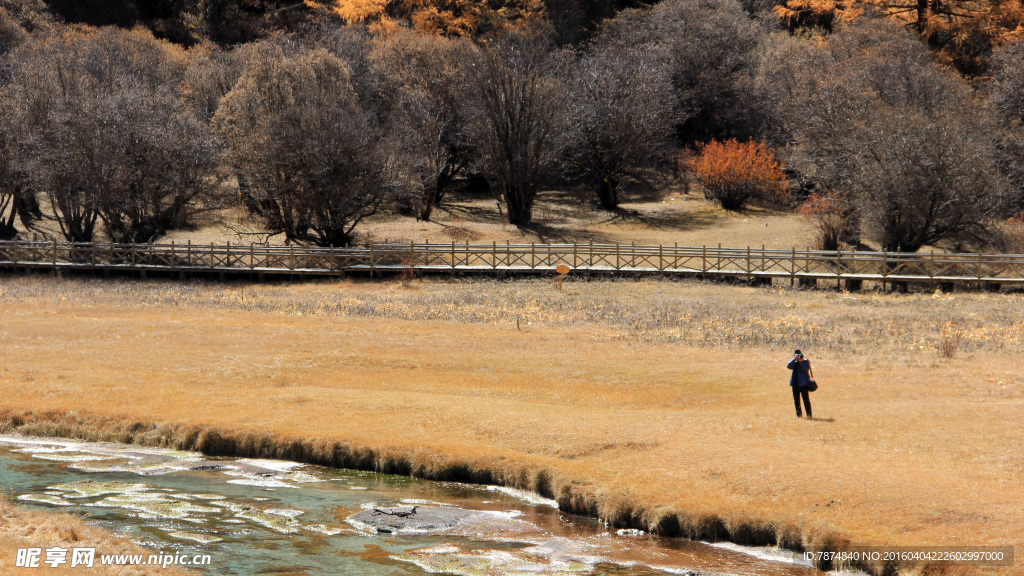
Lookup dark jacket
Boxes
[788,359,811,388]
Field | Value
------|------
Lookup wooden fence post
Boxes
[791,247,796,286]
[836,249,842,289]
[882,250,887,291]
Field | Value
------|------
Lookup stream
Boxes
[0,435,826,576]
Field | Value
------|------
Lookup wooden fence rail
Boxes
[1,239,1024,287]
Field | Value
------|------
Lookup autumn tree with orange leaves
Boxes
[691,140,789,211]
[773,0,1024,74]
[305,0,544,36]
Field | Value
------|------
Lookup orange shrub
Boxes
[306,0,545,36]
[797,190,860,250]
[691,139,788,210]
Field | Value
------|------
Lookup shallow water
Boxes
[0,435,822,576]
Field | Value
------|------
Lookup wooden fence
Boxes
[2,239,1024,287]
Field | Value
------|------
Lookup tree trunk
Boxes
[596,177,619,210]
[14,190,41,228]
[418,184,440,222]
[916,0,931,33]
[0,212,15,239]
[323,227,352,248]
[505,184,534,226]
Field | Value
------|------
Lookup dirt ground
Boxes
[15,182,818,251]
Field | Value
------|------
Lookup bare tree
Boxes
[1,2,60,239]
[180,42,250,122]
[758,20,1012,252]
[992,40,1024,123]
[8,27,218,243]
[0,0,53,56]
[991,40,1024,210]
[465,28,571,226]
[96,88,220,244]
[369,30,473,221]
[215,45,400,247]
[598,0,767,142]
[0,101,41,239]
[564,43,675,210]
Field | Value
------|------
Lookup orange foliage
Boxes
[307,0,545,36]
[868,0,1024,73]
[772,0,860,31]
[409,5,476,36]
[773,0,1024,73]
[306,0,387,22]
[369,14,401,35]
[691,139,788,211]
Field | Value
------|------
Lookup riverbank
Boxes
[0,497,198,575]
[1,276,1021,575]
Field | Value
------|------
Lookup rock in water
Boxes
[348,505,477,533]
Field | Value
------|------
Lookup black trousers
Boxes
[792,386,812,417]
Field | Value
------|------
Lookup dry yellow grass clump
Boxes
[0,275,1022,574]
[0,498,198,576]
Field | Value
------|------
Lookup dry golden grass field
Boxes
[0,275,1022,574]
[0,497,198,576]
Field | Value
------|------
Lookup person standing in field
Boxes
[788,349,813,419]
